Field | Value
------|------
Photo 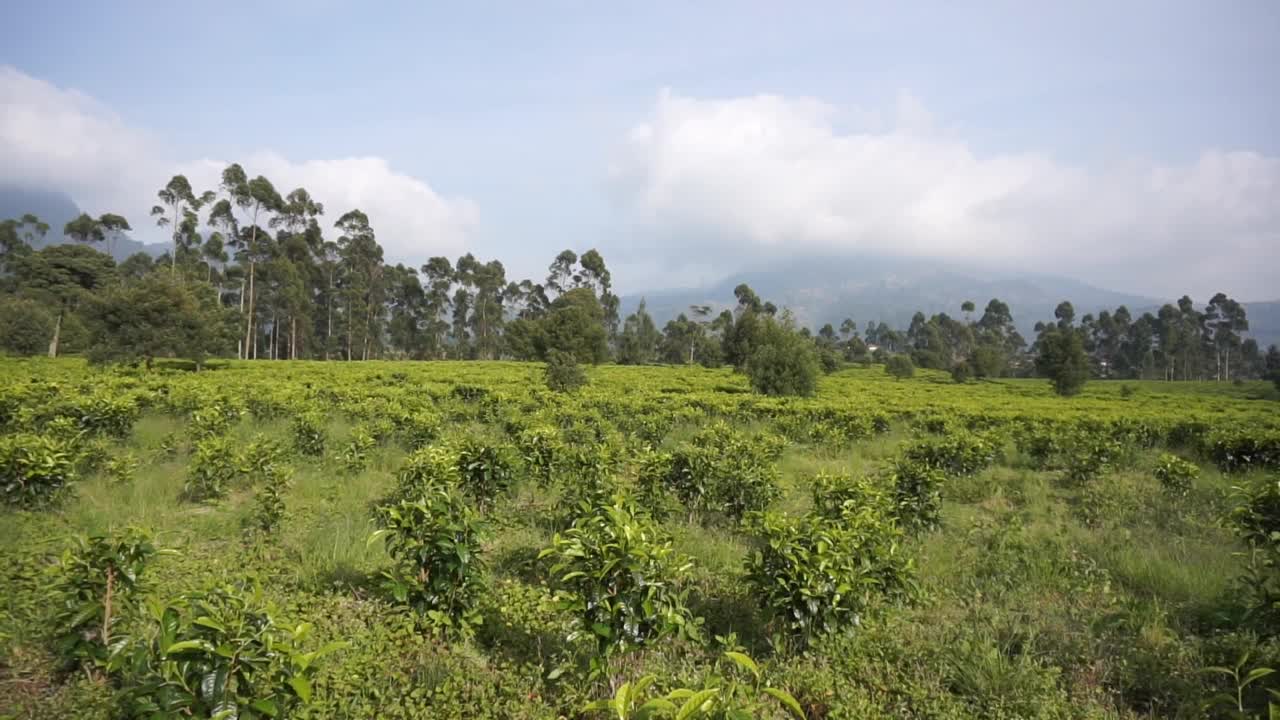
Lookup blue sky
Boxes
[3,1,1279,298]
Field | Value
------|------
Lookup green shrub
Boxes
[881,456,947,534]
[584,652,805,719]
[108,586,342,719]
[515,425,563,487]
[190,401,240,439]
[291,411,327,457]
[184,434,241,502]
[662,422,784,523]
[1206,427,1280,473]
[545,349,588,393]
[372,487,487,636]
[901,431,997,477]
[0,297,54,356]
[398,412,441,450]
[103,452,139,486]
[885,354,915,381]
[811,471,893,521]
[1153,453,1199,496]
[745,317,820,397]
[745,505,915,641]
[540,496,700,659]
[454,439,518,511]
[1060,432,1123,486]
[248,465,292,535]
[336,427,377,474]
[52,528,158,667]
[0,432,77,508]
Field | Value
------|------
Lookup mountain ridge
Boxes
[621,255,1280,348]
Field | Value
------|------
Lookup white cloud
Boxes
[610,90,1280,299]
[0,66,474,261]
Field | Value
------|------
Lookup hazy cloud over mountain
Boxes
[610,90,1280,300]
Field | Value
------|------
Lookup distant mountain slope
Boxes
[622,255,1280,348]
[0,186,165,261]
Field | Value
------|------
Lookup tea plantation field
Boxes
[3,358,1280,718]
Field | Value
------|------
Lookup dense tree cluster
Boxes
[1,168,1275,395]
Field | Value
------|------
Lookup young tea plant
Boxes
[108,585,343,719]
[52,527,160,669]
[369,486,488,636]
[1153,453,1199,497]
[0,432,77,508]
[540,496,700,665]
[745,504,915,643]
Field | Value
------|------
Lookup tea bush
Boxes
[881,456,947,534]
[454,438,518,511]
[662,422,784,523]
[0,432,77,508]
[291,410,327,457]
[540,496,700,659]
[52,527,158,667]
[108,586,342,719]
[745,504,915,641]
[373,486,488,636]
[1153,453,1199,496]
[184,434,241,502]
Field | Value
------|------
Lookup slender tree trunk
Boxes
[345,296,353,361]
[242,214,259,360]
[325,289,334,361]
[290,315,297,360]
[48,309,63,358]
[237,280,246,359]
[170,205,179,275]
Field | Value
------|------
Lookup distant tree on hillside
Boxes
[886,354,915,381]
[618,298,660,365]
[745,312,819,397]
[1035,308,1089,396]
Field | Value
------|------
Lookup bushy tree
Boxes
[84,274,235,369]
[541,287,609,364]
[744,314,819,397]
[1035,325,1089,396]
[0,297,53,356]
[885,354,915,380]
[617,298,660,365]
[546,348,588,392]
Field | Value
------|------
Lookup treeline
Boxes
[1,166,1277,390]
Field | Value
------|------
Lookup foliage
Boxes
[900,431,997,477]
[85,273,235,369]
[545,348,588,393]
[371,487,488,636]
[0,432,77,507]
[336,427,376,474]
[185,434,242,502]
[1153,453,1199,496]
[454,438,517,510]
[744,315,820,397]
[108,586,342,719]
[1035,325,1089,396]
[885,354,915,380]
[583,652,805,719]
[248,464,293,535]
[540,496,700,658]
[52,528,158,667]
[290,411,327,457]
[745,503,915,641]
[660,422,784,522]
[881,456,947,534]
[0,297,53,356]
